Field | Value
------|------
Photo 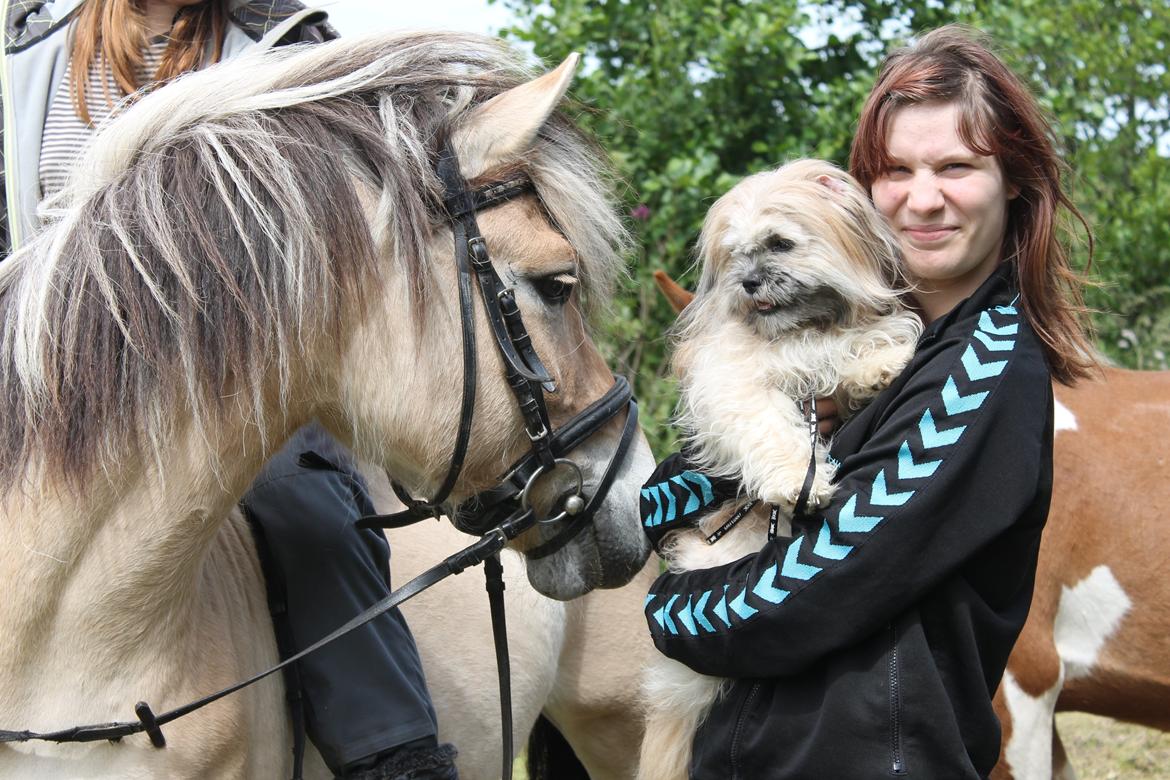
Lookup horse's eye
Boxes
[533,274,577,305]
[765,235,795,253]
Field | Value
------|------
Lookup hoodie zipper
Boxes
[888,622,907,774]
[730,681,761,780]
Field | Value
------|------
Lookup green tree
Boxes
[497,0,1170,453]
[967,0,1170,368]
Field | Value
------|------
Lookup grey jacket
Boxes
[0,0,334,253]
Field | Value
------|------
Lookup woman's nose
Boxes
[906,174,944,214]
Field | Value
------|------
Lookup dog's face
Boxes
[689,160,907,339]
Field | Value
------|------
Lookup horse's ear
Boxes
[653,270,695,315]
[452,53,580,179]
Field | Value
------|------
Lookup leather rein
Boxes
[0,139,640,780]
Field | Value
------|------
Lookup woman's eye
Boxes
[533,274,577,305]
[764,236,795,253]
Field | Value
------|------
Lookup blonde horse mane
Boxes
[0,31,627,491]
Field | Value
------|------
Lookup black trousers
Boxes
[242,422,437,774]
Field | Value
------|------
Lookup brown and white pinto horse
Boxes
[992,368,1170,779]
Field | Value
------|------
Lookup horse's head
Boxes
[334,43,654,599]
[0,32,651,600]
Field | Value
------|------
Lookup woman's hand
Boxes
[816,397,840,438]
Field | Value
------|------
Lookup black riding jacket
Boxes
[642,262,1053,779]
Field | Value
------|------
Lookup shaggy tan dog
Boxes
[638,159,923,780]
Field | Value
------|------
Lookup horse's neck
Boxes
[0,418,291,712]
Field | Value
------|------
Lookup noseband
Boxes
[360,139,639,559]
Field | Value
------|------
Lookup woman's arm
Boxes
[645,303,1052,677]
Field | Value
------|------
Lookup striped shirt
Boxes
[39,35,170,197]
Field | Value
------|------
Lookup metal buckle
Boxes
[519,458,585,524]
[467,235,490,269]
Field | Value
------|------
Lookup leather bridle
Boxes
[361,138,640,559]
[0,139,641,780]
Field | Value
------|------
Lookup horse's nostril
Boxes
[742,274,763,294]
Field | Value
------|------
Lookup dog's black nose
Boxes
[742,273,763,294]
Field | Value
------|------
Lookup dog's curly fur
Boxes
[637,160,923,780]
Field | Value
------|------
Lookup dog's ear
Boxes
[815,173,851,197]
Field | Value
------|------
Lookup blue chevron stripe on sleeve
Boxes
[781,537,822,580]
[942,376,988,415]
[662,594,679,634]
[919,408,965,448]
[680,471,716,504]
[979,310,1019,336]
[670,474,700,514]
[677,596,698,636]
[752,563,790,604]
[650,485,664,526]
[813,519,853,560]
[713,586,732,627]
[871,469,914,506]
[837,495,882,533]
[961,344,1008,381]
[644,593,655,609]
[973,329,1015,352]
[898,441,941,480]
[662,482,678,523]
[693,590,717,632]
[658,305,1023,636]
[994,303,1017,315]
[729,586,758,620]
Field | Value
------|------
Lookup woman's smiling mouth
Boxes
[904,225,957,243]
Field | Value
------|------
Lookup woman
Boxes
[2,3,455,778]
[641,25,1093,778]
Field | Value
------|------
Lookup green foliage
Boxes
[966,0,1170,369]
[496,0,1170,454]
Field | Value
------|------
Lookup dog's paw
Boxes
[756,464,815,511]
[807,467,835,509]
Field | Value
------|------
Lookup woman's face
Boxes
[871,102,1017,321]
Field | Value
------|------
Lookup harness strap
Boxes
[387,142,556,524]
[483,555,514,780]
[706,499,759,545]
[0,509,536,749]
[449,375,632,534]
[525,398,639,560]
[768,397,820,541]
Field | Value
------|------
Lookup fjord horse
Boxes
[0,33,654,778]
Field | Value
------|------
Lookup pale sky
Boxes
[320,0,516,37]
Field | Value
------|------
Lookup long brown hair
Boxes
[849,25,1096,385]
[69,0,228,125]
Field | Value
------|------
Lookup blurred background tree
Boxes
[495,0,1170,455]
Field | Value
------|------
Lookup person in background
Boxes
[1,2,456,778]
[640,25,1095,778]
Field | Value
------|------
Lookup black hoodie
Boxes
[642,263,1053,779]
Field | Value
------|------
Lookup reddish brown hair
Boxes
[849,25,1096,385]
[70,0,227,126]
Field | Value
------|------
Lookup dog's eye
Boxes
[533,273,577,305]
[764,236,795,253]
